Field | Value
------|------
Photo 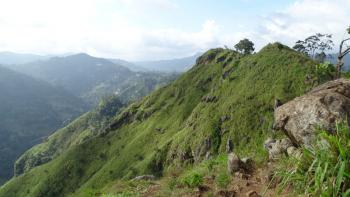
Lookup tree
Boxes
[315,52,327,63]
[293,33,334,60]
[234,39,255,55]
[335,26,350,78]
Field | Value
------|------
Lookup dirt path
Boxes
[141,163,292,197]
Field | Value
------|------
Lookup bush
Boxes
[167,177,178,190]
[215,172,230,188]
[315,62,335,82]
[276,122,350,196]
[181,172,204,188]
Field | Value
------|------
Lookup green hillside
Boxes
[0,66,87,185]
[0,43,326,196]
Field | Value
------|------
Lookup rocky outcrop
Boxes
[227,153,241,174]
[132,175,155,181]
[227,153,253,174]
[264,138,294,160]
[274,79,350,147]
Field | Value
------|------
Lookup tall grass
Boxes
[276,122,350,196]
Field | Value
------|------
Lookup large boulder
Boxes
[274,79,350,146]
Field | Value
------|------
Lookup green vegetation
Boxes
[181,172,203,188]
[13,95,124,176]
[315,61,336,82]
[0,43,330,197]
[0,65,87,184]
[276,122,350,196]
[234,38,255,55]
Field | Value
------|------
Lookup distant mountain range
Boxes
[0,52,180,185]
[0,52,49,65]
[0,65,87,184]
[5,53,178,106]
[327,53,350,70]
[132,53,201,72]
[0,51,200,73]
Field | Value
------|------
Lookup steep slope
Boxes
[0,43,326,197]
[0,66,87,185]
[14,95,124,176]
[8,54,177,106]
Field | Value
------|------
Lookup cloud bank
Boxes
[0,0,348,60]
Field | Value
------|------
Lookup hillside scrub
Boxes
[276,122,350,196]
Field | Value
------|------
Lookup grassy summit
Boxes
[0,43,326,197]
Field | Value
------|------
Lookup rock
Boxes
[246,190,260,197]
[274,79,350,146]
[217,190,236,197]
[205,151,211,160]
[264,138,293,160]
[226,138,234,153]
[196,48,224,65]
[241,157,252,164]
[216,55,227,63]
[221,115,230,123]
[222,70,230,79]
[274,99,282,110]
[201,95,217,103]
[263,138,276,150]
[241,157,253,172]
[227,153,241,174]
[132,175,155,181]
[193,137,212,162]
[286,146,297,156]
[287,146,302,158]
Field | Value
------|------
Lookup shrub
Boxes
[181,172,204,188]
[167,177,178,191]
[315,62,335,82]
[276,122,350,196]
[215,172,230,188]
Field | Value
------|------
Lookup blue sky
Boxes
[0,0,348,60]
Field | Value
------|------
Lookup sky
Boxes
[0,0,349,61]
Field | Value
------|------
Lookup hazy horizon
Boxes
[0,0,348,61]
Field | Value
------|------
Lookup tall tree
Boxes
[293,33,334,60]
[234,39,255,55]
[335,26,350,78]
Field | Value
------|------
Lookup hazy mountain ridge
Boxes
[327,53,350,70]
[0,52,49,65]
[7,53,178,106]
[0,65,88,185]
[133,53,201,72]
[0,53,178,186]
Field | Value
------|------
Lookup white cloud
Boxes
[257,0,350,50]
[0,0,217,60]
[118,0,178,10]
[0,0,348,60]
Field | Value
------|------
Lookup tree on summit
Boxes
[293,33,334,61]
[234,39,255,55]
